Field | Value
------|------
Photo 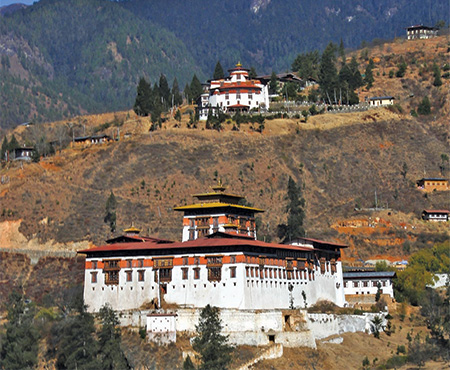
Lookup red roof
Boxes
[78,235,337,255]
[423,209,450,214]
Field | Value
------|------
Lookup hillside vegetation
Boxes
[0,0,448,127]
[0,36,449,262]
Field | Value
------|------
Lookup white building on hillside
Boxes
[197,63,269,120]
[79,184,346,312]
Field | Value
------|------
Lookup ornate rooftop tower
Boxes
[173,181,264,241]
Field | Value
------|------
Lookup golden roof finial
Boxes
[236,61,242,68]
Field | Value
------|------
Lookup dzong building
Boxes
[79,184,347,313]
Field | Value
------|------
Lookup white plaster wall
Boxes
[307,312,386,339]
[429,273,449,289]
[84,255,345,312]
[344,278,394,298]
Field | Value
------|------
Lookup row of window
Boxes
[245,266,316,281]
[344,280,389,288]
[96,266,237,285]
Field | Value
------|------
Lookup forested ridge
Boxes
[0,0,448,128]
[0,0,200,128]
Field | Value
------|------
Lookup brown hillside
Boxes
[0,36,448,263]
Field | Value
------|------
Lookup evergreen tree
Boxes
[213,61,224,80]
[269,71,278,94]
[133,77,152,116]
[8,134,19,151]
[1,136,8,160]
[0,291,40,370]
[190,74,203,102]
[183,355,196,370]
[249,66,257,79]
[193,305,233,370]
[348,56,363,89]
[97,304,130,370]
[292,51,320,80]
[318,42,338,103]
[104,191,117,233]
[277,176,306,242]
[417,96,431,115]
[172,78,183,106]
[395,58,407,78]
[184,83,192,104]
[364,58,375,89]
[432,63,442,87]
[175,109,182,122]
[53,302,100,370]
[159,74,170,109]
[339,38,345,64]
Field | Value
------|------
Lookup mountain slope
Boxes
[0,0,200,128]
[121,0,449,73]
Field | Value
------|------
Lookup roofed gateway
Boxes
[78,185,347,312]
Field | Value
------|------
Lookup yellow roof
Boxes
[173,202,264,212]
[124,226,141,233]
[192,191,243,198]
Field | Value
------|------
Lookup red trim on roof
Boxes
[423,209,450,214]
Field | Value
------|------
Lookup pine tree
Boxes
[133,77,152,116]
[183,355,196,370]
[348,56,363,89]
[97,304,130,370]
[175,109,182,122]
[364,58,375,89]
[0,292,40,370]
[432,63,442,87]
[339,38,345,64]
[172,77,183,106]
[1,136,8,160]
[213,61,224,80]
[417,96,431,115]
[190,74,203,102]
[277,176,306,242]
[53,302,100,370]
[8,134,19,151]
[269,71,278,94]
[104,191,117,233]
[159,74,170,109]
[249,66,257,79]
[318,42,338,103]
[193,305,233,370]
[184,83,192,104]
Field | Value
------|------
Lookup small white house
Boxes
[367,96,395,107]
[422,209,449,222]
[343,271,396,298]
[406,25,438,40]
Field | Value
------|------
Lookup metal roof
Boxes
[343,271,396,279]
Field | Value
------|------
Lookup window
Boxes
[159,268,171,282]
[207,256,223,266]
[236,93,241,99]
[153,258,173,268]
[230,255,236,264]
[194,257,200,265]
[138,259,144,268]
[91,272,98,283]
[225,93,229,100]
[246,266,249,277]
[103,259,120,285]
[194,268,200,279]
[138,270,145,282]
[249,93,252,100]
[344,281,348,288]
[230,267,236,278]
[189,229,195,241]
[208,267,222,282]
[182,268,188,280]
[363,281,368,287]
[92,261,98,269]
[237,74,241,80]
[126,270,132,282]
[353,281,358,288]
[182,256,189,265]
[126,260,132,269]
